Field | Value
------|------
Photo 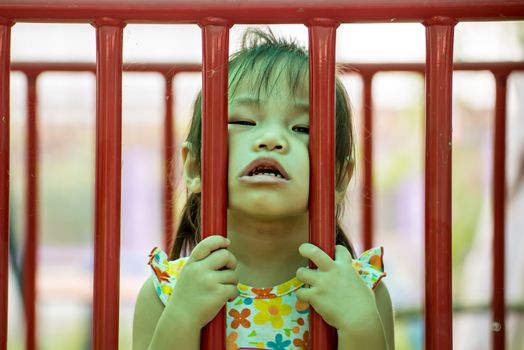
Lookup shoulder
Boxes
[356,246,394,348]
[148,247,190,306]
[133,247,191,350]
[134,275,165,316]
[132,275,165,350]
[352,246,386,290]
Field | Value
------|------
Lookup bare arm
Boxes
[337,281,395,350]
[374,281,395,349]
[133,236,238,349]
[132,275,201,350]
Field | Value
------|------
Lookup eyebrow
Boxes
[230,96,309,115]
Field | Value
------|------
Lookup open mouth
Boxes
[239,157,290,183]
[248,167,285,179]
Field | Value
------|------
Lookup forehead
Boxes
[230,78,308,108]
[229,94,309,117]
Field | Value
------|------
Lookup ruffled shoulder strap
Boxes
[351,246,386,290]
[147,246,189,306]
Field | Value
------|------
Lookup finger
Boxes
[222,252,237,270]
[206,248,237,271]
[298,243,334,272]
[335,244,352,263]
[296,266,320,286]
[295,286,314,304]
[188,235,230,263]
[214,269,239,285]
[224,285,239,302]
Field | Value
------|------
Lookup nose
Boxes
[252,126,288,153]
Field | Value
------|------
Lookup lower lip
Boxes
[239,175,289,184]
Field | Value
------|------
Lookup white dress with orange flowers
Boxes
[148,246,386,350]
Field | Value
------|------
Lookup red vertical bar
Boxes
[422,16,456,350]
[24,73,38,350]
[362,74,374,250]
[0,18,13,350]
[92,18,125,350]
[492,72,507,350]
[307,19,339,350]
[163,74,175,252]
[199,18,230,350]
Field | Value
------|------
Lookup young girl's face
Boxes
[227,72,310,220]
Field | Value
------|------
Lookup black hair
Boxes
[170,27,357,260]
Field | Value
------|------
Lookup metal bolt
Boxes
[492,322,502,332]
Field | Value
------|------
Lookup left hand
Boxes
[295,243,377,332]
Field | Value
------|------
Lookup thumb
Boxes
[335,244,352,263]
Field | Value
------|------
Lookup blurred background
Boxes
[7,21,524,349]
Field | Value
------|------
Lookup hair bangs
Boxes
[228,37,308,104]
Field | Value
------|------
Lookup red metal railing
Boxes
[492,72,508,350]
[308,19,339,348]
[0,16,12,350]
[23,71,38,350]
[200,19,230,349]
[92,18,125,349]
[423,16,456,349]
[1,1,524,349]
[8,59,524,350]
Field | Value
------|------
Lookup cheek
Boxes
[227,137,243,176]
[298,144,310,176]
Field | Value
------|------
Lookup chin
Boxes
[229,202,308,220]
[243,212,303,222]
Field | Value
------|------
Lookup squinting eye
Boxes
[228,120,255,126]
[293,126,309,134]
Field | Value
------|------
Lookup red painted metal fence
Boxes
[0,16,12,350]
[1,1,524,349]
[423,16,456,350]
[200,19,230,349]
[7,59,524,349]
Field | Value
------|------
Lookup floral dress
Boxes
[148,246,386,350]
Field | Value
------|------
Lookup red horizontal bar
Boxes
[10,61,524,77]
[339,62,524,76]
[10,62,200,76]
[0,0,523,23]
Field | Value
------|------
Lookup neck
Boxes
[226,209,309,288]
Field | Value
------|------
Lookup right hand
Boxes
[166,235,239,330]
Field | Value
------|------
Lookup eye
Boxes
[228,120,256,126]
[292,126,309,134]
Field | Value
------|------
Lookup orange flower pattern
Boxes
[230,308,252,329]
[292,330,309,349]
[147,246,386,349]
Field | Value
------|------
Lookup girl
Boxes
[133,28,394,350]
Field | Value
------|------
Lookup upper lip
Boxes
[240,157,290,180]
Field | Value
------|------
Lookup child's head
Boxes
[171,27,357,259]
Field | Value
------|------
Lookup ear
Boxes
[335,159,354,205]
[181,141,201,194]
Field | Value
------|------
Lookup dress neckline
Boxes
[237,277,305,299]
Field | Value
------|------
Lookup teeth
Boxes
[248,166,285,179]
[253,172,283,178]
